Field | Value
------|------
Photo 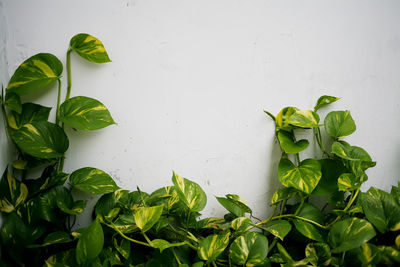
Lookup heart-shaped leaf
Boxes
[229,232,269,266]
[314,95,340,111]
[172,172,207,212]
[76,218,104,264]
[277,130,309,153]
[286,110,320,128]
[151,239,186,253]
[324,111,356,138]
[216,196,244,217]
[4,92,22,113]
[133,205,164,232]
[275,107,298,129]
[271,187,298,205]
[231,217,252,232]
[8,103,51,130]
[69,167,119,194]
[70,33,111,63]
[278,158,322,194]
[59,96,115,130]
[198,233,230,263]
[7,53,62,96]
[331,141,371,162]
[305,242,331,266]
[337,173,359,191]
[346,243,381,266]
[262,220,292,241]
[293,203,325,242]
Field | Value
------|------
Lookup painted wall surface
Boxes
[1,0,400,226]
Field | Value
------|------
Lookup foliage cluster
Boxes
[1,34,400,266]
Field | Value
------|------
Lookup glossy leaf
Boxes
[59,96,115,130]
[263,220,292,241]
[76,218,104,264]
[198,233,230,263]
[271,187,297,205]
[69,167,119,194]
[0,169,28,213]
[277,130,309,153]
[70,33,111,63]
[216,196,244,217]
[293,203,325,242]
[324,111,356,138]
[151,239,186,253]
[229,232,269,265]
[7,53,62,96]
[331,141,371,162]
[312,159,346,196]
[12,121,69,158]
[172,172,207,212]
[337,173,359,191]
[276,107,298,129]
[9,103,51,130]
[133,205,164,232]
[278,158,322,194]
[305,243,331,267]
[4,92,21,113]
[231,217,252,232]
[314,95,340,111]
[286,109,320,128]
[226,194,252,213]
[328,218,376,253]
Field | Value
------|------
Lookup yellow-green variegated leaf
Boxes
[172,172,207,212]
[151,239,186,253]
[277,130,309,154]
[216,196,244,217]
[226,194,252,213]
[133,205,164,233]
[0,169,28,212]
[314,95,340,112]
[12,121,69,159]
[324,111,356,138]
[76,218,104,265]
[262,220,292,241]
[59,96,115,130]
[198,233,230,263]
[197,217,226,229]
[331,141,371,162]
[4,92,22,113]
[70,33,111,63]
[9,103,51,130]
[305,243,331,267]
[347,243,381,266]
[292,203,326,242]
[270,187,297,205]
[229,232,268,266]
[231,217,252,232]
[7,53,62,96]
[276,107,298,129]
[337,173,359,191]
[278,158,322,194]
[69,167,119,194]
[286,109,320,128]
[29,231,73,248]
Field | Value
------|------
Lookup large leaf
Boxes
[7,53,62,96]
[133,205,164,232]
[305,243,331,267]
[262,220,292,241]
[286,109,320,128]
[70,33,111,63]
[8,103,51,130]
[360,187,400,233]
[312,159,346,196]
[197,233,230,263]
[229,232,269,266]
[0,169,28,213]
[293,203,325,242]
[69,167,119,194]
[328,218,376,253]
[278,158,322,194]
[324,111,356,138]
[277,130,309,154]
[216,196,244,217]
[331,141,371,162]
[314,95,340,111]
[76,218,104,264]
[12,121,69,158]
[172,172,207,212]
[59,96,115,130]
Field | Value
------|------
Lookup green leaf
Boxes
[293,203,325,242]
[347,243,381,266]
[12,121,69,158]
[70,33,111,63]
[314,95,340,111]
[324,111,356,138]
[172,171,207,212]
[278,158,322,194]
[392,182,400,205]
[45,249,78,267]
[337,173,359,191]
[151,239,186,253]
[328,218,376,253]
[277,130,309,153]
[197,233,230,263]
[230,232,268,266]
[286,109,320,128]
[331,141,371,162]
[29,231,73,248]
[9,103,51,130]
[305,242,331,267]
[231,217,252,232]
[69,167,119,194]
[0,169,28,213]
[378,246,400,264]
[216,196,244,217]
[197,217,226,229]
[76,218,104,264]
[226,194,252,213]
[133,205,164,232]
[360,187,400,233]
[95,190,129,221]
[59,96,115,130]
[4,92,22,113]
[275,107,298,129]
[7,53,62,96]
[270,187,297,205]
[262,220,292,241]
[113,238,131,260]
[312,159,346,196]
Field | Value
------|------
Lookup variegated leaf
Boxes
[113,238,131,260]
[347,243,381,266]
[12,121,69,158]
[172,171,207,212]
[9,103,51,130]
[133,205,164,232]
[324,111,356,138]
[216,196,244,217]
[275,107,298,129]
[314,95,340,111]
[271,187,297,205]
[226,194,252,213]
[337,173,359,191]
[293,203,325,242]
[262,220,292,241]
[69,167,119,194]
[229,232,269,266]
[277,130,309,154]
[286,109,320,128]
[29,231,73,248]
[151,239,186,253]
[59,96,115,130]
[231,217,252,232]
[331,141,371,162]
[70,33,111,63]
[278,158,322,194]
[7,53,62,96]
[4,92,22,113]
[76,218,104,264]
[0,169,28,213]
[197,217,226,229]
[198,233,230,263]
[305,243,331,267]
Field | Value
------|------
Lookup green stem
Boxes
[109,223,152,247]
[326,188,361,228]
[294,196,304,216]
[172,248,182,265]
[142,232,152,245]
[65,49,72,101]
[212,261,217,267]
[268,238,278,254]
[55,79,62,125]
[249,213,329,231]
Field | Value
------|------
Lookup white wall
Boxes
[1,0,400,222]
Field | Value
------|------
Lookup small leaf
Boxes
[151,239,186,253]
[270,187,297,205]
[278,158,322,194]
[59,96,115,130]
[70,33,111,63]
[264,110,275,121]
[197,233,230,263]
[324,111,356,138]
[69,167,119,194]
[286,109,320,128]
[262,220,292,241]
[337,173,359,191]
[229,232,269,265]
[4,92,22,113]
[231,217,252,232]
[172,172,207,212]
[197,217,226,229]
[133,205,164,232]
[305,242,331,266]
[277,130,309,154]
[12,121,69,158]
[314,95,340,111]
[7,53,62,96]
[76,218,104,264]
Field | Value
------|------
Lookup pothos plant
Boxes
[1,35,400,267]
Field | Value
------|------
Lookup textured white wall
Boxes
[1,0,400,223]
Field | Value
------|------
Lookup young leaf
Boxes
[275,107,298,129]
[278,158,322,194]
[305,242,331,267]
[328,218,376,253]
[76,218,104,264]
[9,103,51,130]
[12,121,69,158]
[59,96,115,130]
[286,109,320,128]
[314,95,340,111]
[197,233,230,263]
[277,130,309,154]
[70,33,111,63]
[4,92,22,113]
[133,205,164,232]
[7,53,62,96]
[262,220,292,241]
[69,167,119,194]
[229,232,269,266]
[324,111,356,138]
[172,172,207,212]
